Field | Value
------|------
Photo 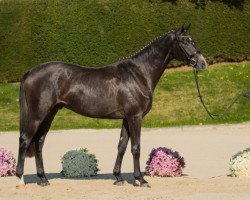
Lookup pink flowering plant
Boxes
[0,147,16,177]
[145,147,185,177]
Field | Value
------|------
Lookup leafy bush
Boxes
[0,147,16,177]
[61,148,99,178]
[229,148,250,177]
[145,147,185,177]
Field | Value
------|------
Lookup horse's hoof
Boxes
[133,180,140,187]
[16,184,25,189]
[113,180,125,186]
[140,182,151,188]
[133,180,150,188]
[40,181,50,187]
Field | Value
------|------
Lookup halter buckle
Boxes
[189,57,197,67]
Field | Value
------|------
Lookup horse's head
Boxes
[172,24,207,71]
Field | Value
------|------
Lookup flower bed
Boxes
[0,147,16,177]
[145,147,185,177]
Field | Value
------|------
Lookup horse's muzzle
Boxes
[194,54,207,71]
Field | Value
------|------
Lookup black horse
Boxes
[16,24,207,188]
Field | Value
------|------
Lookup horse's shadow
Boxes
[24,172,136,185]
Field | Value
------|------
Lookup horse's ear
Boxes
[181,23,186,33]
[175,24,185,36]
[180,23,191,33]
[185,23,191,31]
[175,23,189,36]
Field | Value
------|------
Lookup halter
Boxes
[176,35,201,68]
[176,35,248,119]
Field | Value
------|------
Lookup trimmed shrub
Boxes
[0,0,249,82]
[61,148,99,178]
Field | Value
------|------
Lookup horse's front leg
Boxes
[127,116,149,187]
[34,109,58,186]
[113,119,130,185]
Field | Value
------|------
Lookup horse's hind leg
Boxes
[16,133,33,188]
[113,119,130,185]
[35,134,48,186]
[16,121,41,188]
[16,102,57,188]
[34,108,58,186]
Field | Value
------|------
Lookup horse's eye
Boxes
[179,37,191,44]
[181,37,187,44]
[180,37,185,42]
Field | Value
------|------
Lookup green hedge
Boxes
[0,0,249,82]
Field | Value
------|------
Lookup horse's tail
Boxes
[19,71,35,157]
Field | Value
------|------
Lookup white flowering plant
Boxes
[229,148,250,177]
[61,148,99,178]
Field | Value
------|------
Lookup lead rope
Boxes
[193,69,246,120]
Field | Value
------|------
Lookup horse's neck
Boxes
[133,37,173,92]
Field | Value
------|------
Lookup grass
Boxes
[0,62,249,131]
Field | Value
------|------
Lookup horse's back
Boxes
[21,61,125,118]
[22,60,152,119]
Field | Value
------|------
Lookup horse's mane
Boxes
[127,30,174,60]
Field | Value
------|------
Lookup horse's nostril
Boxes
[202,61,206,67]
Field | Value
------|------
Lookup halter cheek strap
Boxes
[176,37,201,68]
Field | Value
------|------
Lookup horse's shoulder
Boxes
[114,60,138,76]
[116,59,137,68]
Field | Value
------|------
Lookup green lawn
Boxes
[0,62,249,131]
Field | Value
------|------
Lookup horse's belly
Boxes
[64,96,124,119]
